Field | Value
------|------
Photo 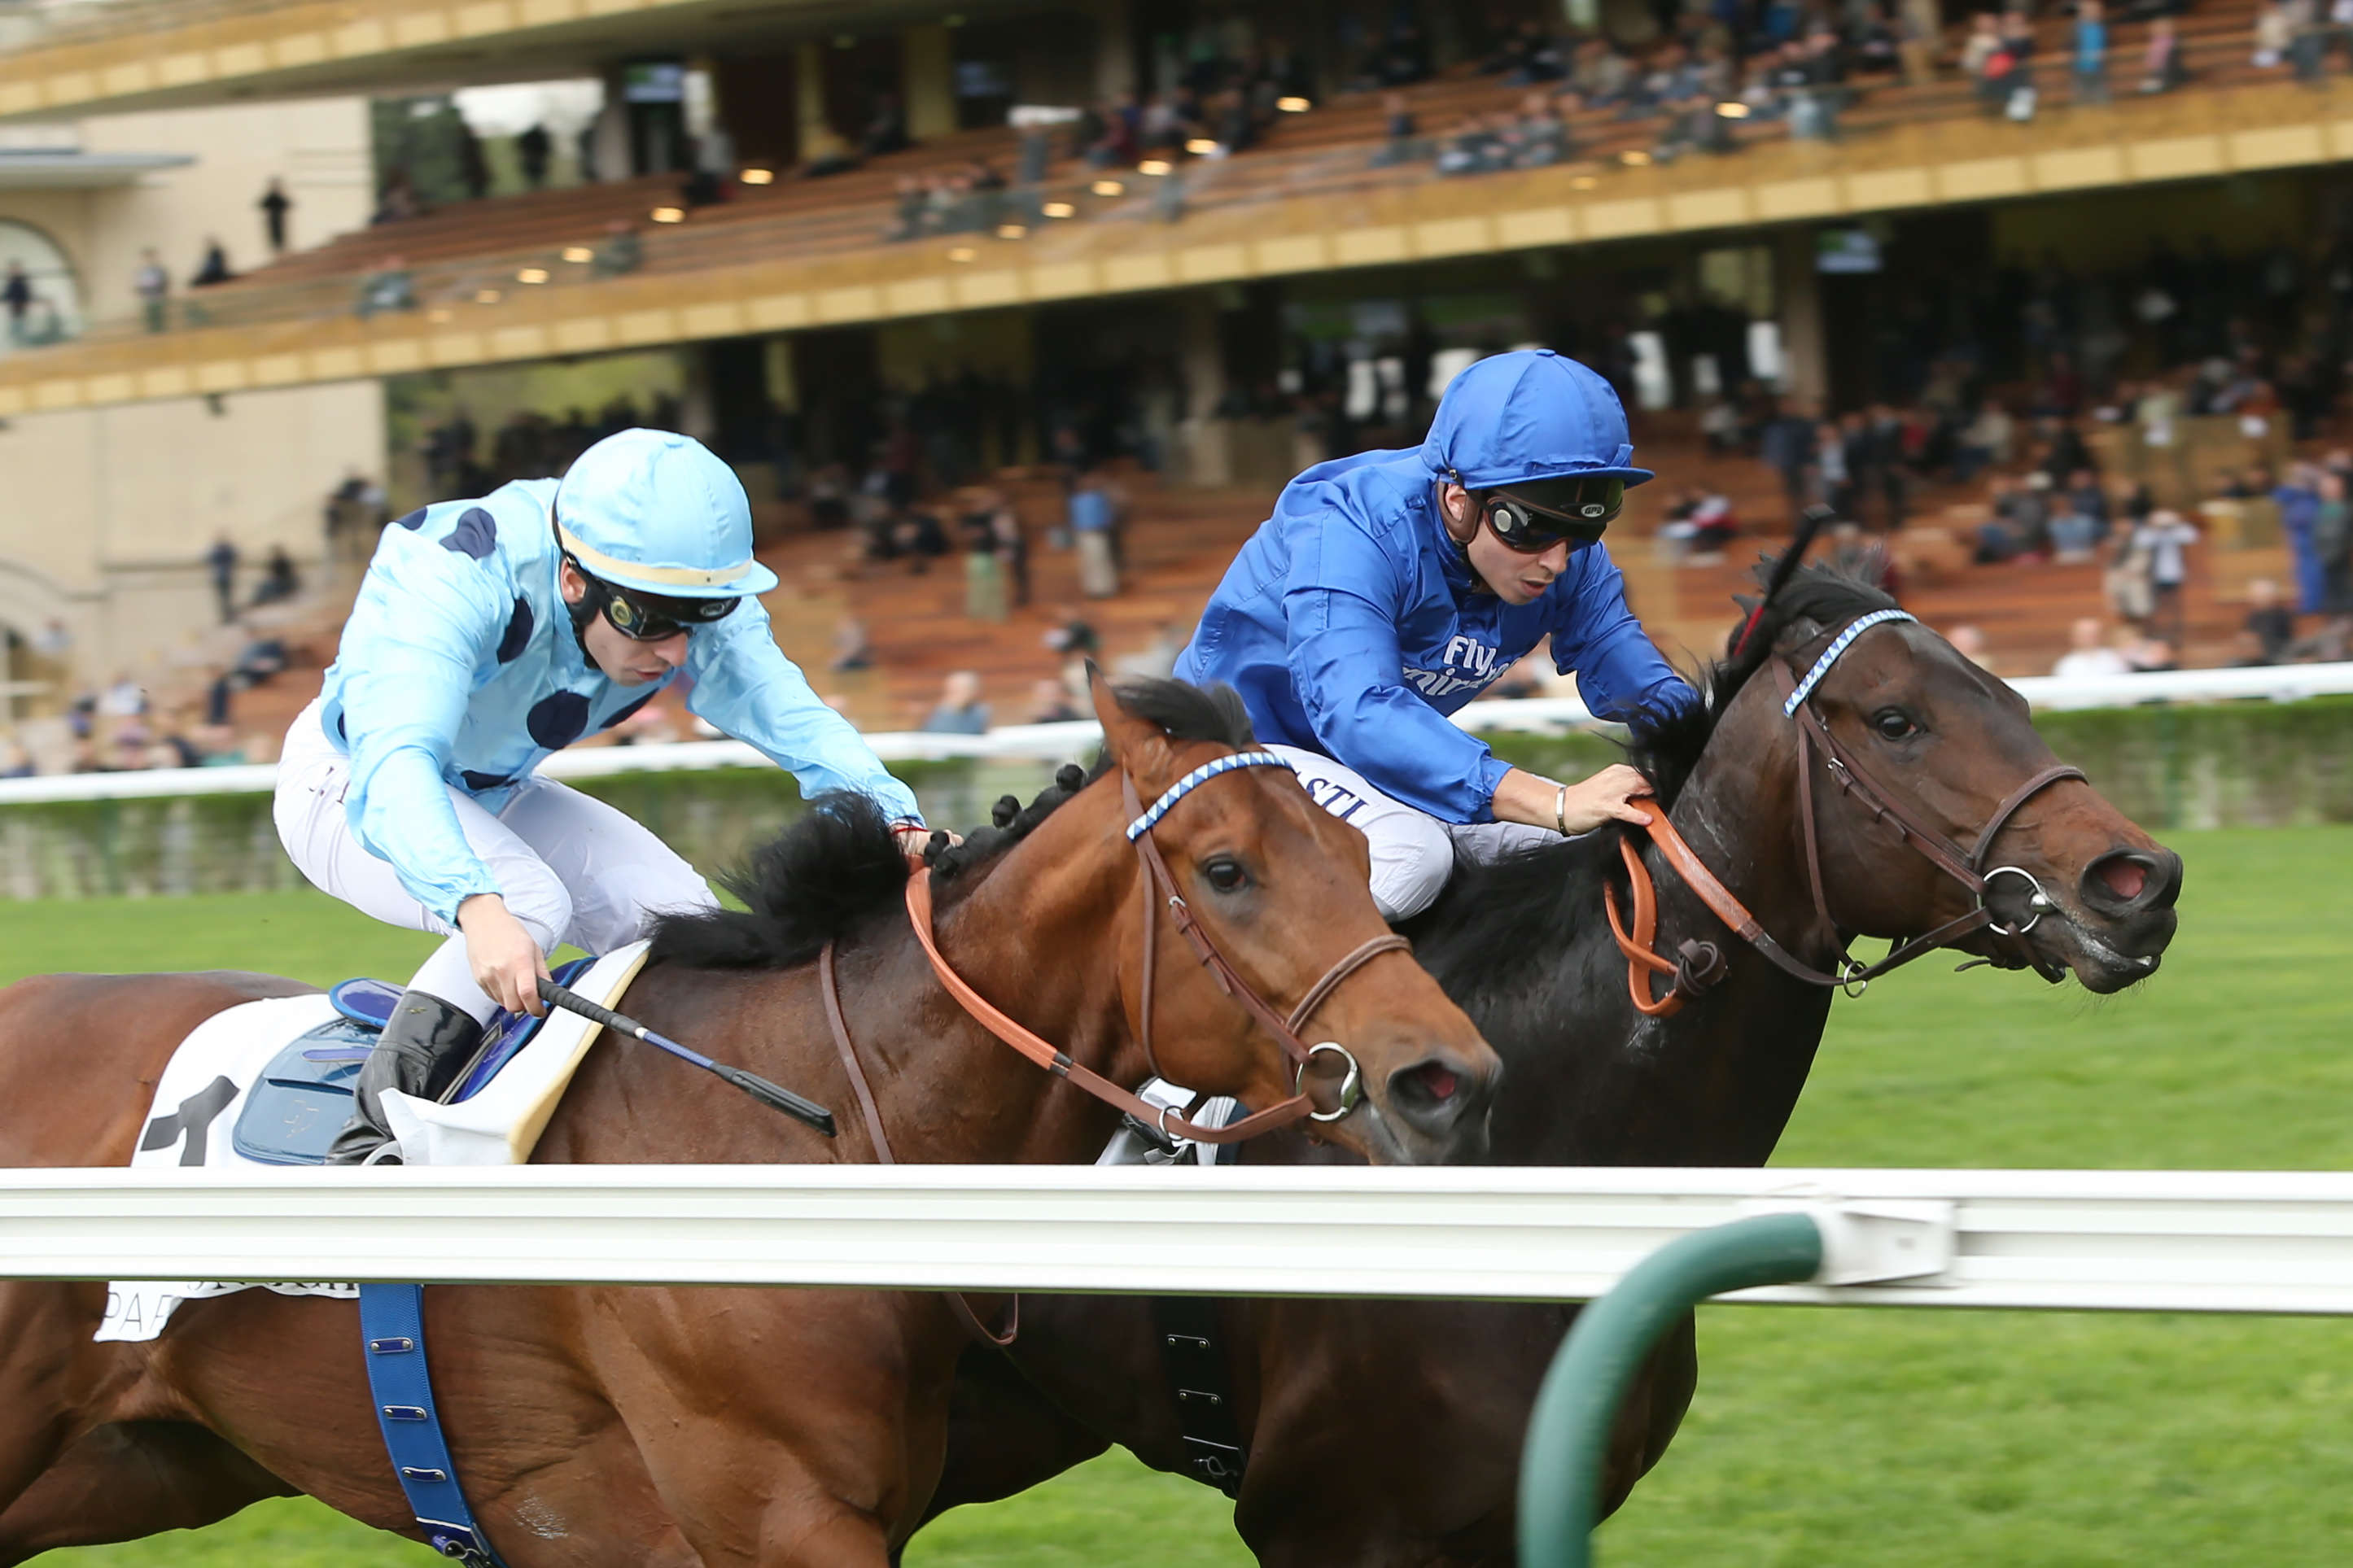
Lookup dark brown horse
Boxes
[915,566,2184,1566]
[0,675,1498,1566]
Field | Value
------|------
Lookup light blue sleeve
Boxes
[1283,513,1511,823]
[684,601,924,825]
[1548,544,1699,727]
[337,527,508,924]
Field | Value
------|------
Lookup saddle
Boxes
[230,957,598,1164]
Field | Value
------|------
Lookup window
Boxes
[0,220,81,353]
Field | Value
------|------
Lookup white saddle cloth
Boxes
[98,943,649,1343]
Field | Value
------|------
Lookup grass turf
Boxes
[7,824,2348,1566]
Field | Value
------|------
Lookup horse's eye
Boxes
[1201,857,1251,893]
[1873,708,1919,740]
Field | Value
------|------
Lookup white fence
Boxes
[6,660,2351,809]
[8,1165,2353,1315]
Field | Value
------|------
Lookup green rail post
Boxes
[1518,1212,1828,1568]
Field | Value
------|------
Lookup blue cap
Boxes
[1418,349,1654,491]
[552,429,777,600]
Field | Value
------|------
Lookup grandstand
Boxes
[1,0,2346,755]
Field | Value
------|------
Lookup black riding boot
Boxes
[323,990,484,1165]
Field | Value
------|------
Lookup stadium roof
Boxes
[0,147,191,185]
[0,0,991,124]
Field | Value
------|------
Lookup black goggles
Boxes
[567,556,740,641]
[1478,475,1625,554]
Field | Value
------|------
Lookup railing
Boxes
[4,662,2348,809]
[6,1164,2352,1565]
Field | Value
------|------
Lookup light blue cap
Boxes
[552,428,777,599]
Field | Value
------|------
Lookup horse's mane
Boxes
[647,677,1255,971]
[1407,557,1897,999]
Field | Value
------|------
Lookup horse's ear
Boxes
[1089,665,1175,785]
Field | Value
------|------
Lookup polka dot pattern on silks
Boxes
[496,597,534,663]
[391,509,427,531]
[440,507,497,561]
[527,691,591,750]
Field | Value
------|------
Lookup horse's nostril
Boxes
[1413,1063,1459,1102]
[2099,859,2148,902]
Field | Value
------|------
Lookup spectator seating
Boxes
[27,0,2297,351]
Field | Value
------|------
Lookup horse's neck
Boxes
[1498,695,1839,1168]
[864,804,1144,1166]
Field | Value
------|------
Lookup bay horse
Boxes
[0,675,1498,1566]
[913,566,2184,1566]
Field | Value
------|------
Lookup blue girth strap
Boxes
[356,1282,509,1566]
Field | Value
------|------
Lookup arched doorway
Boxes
[0,219,82,352]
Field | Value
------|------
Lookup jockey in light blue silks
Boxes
[274,429,924,1164]
[1175,348,1700,921]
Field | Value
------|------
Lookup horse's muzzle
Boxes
[1383,1052,1498,1163]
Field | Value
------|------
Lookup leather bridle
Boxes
[820,749,1410,1167]
[1606,610,2084,1017]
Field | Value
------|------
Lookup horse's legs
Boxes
[0,1282,150,1526]
[0,1422,288,1564]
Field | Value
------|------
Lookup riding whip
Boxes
[537,978,838,1137]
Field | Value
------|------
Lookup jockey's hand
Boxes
[456,893,551,1017]
[1555,763,1657,833]
[894,822,960,862]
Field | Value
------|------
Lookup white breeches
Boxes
[1266,745,1557,922]
[273,700,715,1020]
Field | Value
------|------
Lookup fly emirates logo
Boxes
[1403,635,1505,700]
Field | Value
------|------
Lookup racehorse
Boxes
[0,675,1499,1566]
[914,565,2184,1566]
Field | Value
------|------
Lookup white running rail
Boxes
[8,1165,2353,1316]
[5,660,2350,807]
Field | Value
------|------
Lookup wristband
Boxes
[1554,784,1569,836]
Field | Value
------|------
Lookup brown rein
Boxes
[1605,626,2084,1017]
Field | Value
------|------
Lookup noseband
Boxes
[1606,610,2084,1017]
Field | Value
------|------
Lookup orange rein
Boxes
[1602,798,1758,1018]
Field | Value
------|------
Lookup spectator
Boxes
[2256,0,2294,67]
[1954,400,2014,481]
[1026,678,1082,724]
[2140,17,2186,93]
[2316,470,2352,616]
[1759,398,1816,519]
[354,255,416,318]
[1371,91,1421,166]
[517,124,553,190]
[2133,507,2199,645]
[205,535,238,623]
[921,670,991,735]
[2243,579,2297,663]
[98,671,147,719]
[1810,420,1852,516]
[249,544,300,608]
[2049,492,2102,561]
[2276,462,2329,614]
[134,250,169,333]
[964,527,1007,622]
[1948,624,1992,668]
[1115,621,1187,682]
[2074,0,2111,103]
[591,220,643,279]
[259,177,292,255]
[1069,470,1120,597]
[2,260,29,344]
[190,237,233,287]
[829,615,873,673]
[2053,616,2132,679]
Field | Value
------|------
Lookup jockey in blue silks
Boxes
[274,429,924,1164]
[1175,348,1699,921]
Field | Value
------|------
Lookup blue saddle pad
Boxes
[233,957,597,1165]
